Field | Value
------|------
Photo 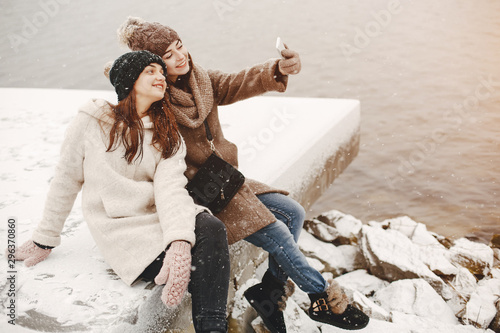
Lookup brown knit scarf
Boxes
[168,62,214,129]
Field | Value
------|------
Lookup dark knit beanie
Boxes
[109,50,167,101]
[117,16,180,57]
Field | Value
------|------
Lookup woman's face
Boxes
[133,63,167,106]
[162,40,190,80]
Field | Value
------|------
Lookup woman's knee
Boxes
[195,211,228,243]
[259,193,306,226]
[288,197,306,227]
[246,219,295,251]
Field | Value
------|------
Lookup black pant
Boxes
[140,212,230,332]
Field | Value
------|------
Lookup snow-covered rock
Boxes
[451,267,478,299]
[319,317,406,333]
[375,217,459,276]
[373,279,458,325]
[305,257,326,272]
[390,311,493,333]
[460,277,500,329]
[360,225,445,287]
[290,283,310,312]
[351,290,391,321]
[384,216,442,247]
[282,298,321,333]
[314,210,363,245]
[449,238,494,276]
[303,218,340,243]
[490,298,500,333]
[298,231,347,276]
[493,248,500,269]
[337,244,366,272]
[335,269,389,297]
[445,267,478,315]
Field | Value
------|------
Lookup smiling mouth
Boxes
[153,83,165,90]
[177,59,187,68]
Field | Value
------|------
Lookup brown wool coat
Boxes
[169,58,289,244]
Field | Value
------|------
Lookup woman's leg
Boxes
[250,194,370,331]
[245,216,326,294]
[256,192,326,292]
[189,212,230,333]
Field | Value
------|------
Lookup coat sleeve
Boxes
[208,58,288,106]
[153,142,197,249]
[32,112,88,247]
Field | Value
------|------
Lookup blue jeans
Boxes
[244,192,326,294]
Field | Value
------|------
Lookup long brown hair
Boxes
[105,93,181,164]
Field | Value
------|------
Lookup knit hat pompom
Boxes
[109,50,167,101]
[116,16,181,57]
[117,16,145,50]
[103,60,113,79]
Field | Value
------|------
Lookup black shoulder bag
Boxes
[185,120,245,214]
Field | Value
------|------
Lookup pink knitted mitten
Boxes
[154,241,192,308]
[8,240,51,267]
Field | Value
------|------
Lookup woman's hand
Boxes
[154,240,192,308]
[278,44,301,75]
[6,240,51,267]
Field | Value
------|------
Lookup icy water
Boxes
[1,0,499,243]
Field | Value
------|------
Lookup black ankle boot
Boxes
[308,281,369,330]
[243,271,294,333]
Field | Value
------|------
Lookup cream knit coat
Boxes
[32,99,202,286]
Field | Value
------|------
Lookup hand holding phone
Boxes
[275,37,301,75]
[276,37,286,58]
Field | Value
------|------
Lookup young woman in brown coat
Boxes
[116,17,369,333]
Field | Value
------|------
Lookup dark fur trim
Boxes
[277,280,295,311]
[326,279,349,314]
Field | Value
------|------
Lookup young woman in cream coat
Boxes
[10,51,230,333]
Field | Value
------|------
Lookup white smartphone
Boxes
[276,37,285,58]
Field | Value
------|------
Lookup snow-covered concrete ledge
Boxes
[0,88,360,332]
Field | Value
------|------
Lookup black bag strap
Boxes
[203,120,216,152]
